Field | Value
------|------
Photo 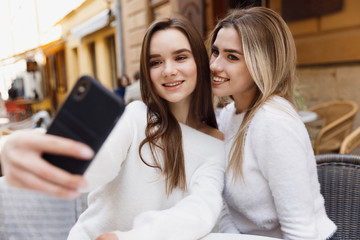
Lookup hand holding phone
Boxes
[43,75,125,174]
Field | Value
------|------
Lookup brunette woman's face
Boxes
[210,27,256,100]
[149,28,197,105]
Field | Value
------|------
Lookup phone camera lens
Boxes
[78,85,86,94]
[74,81,89,100]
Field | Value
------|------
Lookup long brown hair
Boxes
[208,7,297,179]
[139,15,217,193]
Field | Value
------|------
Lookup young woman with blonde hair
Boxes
[209,7,337,239]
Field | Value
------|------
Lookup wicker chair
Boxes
[339,126,360,154]
[316,154,360,239]
[0,177,88,240]
[308,100,358,155]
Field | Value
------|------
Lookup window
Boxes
[89,42,97,79]
[107,35,118,88]
[72,47,79,79]
[282,0,343,22]
[54,50,67,93]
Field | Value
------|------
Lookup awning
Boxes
[70,7,118,39]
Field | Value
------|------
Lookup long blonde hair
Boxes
[208,7,297,179]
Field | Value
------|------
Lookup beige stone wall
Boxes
[121,0,149,82]
[287,0,360,65]
[297,64,360,128]
[271,0,360,130]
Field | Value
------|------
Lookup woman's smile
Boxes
[212,76,229,85]
[162,80,185,88]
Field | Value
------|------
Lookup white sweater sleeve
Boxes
[113,156,225,240]
[250,113,320,239]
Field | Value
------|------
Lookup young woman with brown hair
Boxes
[1,15,225,240]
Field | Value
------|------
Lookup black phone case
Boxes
[43,75,125,174]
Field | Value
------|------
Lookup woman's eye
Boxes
[175,55,187,61]
[150,61,161,67]
[211,48,219,56]
[228,55,239,61]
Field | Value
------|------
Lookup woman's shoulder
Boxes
[123,101,147,117]
[255,96,298,121]
[250,96,305,137]
[126,100,146,110]
[114,101,147,129]
[197,125,224,140]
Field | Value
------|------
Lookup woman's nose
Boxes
[210,56,223,73]
[162,61,177,78]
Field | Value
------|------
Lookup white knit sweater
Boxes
[217,96,336,240]
[68,101,225,240]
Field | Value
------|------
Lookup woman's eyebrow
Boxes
[224,49,243,55]
[149,54,160,59]
[211,44,243,55]
[173,48,192,54]
[149,48,191,59]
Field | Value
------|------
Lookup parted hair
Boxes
[208,7,297,179]
[139,15,218,193]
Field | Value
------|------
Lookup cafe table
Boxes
[298,110,322,141]
[201,233,281,240]
[298,110,318,123]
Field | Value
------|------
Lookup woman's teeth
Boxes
[164,81,183,87]
[213,76,227,82]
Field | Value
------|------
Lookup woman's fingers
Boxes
[13,153,87,191]
[5,165,82,199]
[2,149,87,198]
[17,130,94,160]
[1,130,92,198]
[95,233,118,240]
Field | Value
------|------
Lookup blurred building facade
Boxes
[1,0,360,126]
[280,0,360,127]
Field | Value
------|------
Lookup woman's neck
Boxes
[232,87,258,114]
[168,99,192,125]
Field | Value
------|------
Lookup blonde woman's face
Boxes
[210,27,257,102]
[149,29,197,106]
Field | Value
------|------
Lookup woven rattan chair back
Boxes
[339,126,360,154]
[309,101,358,155]
[316,154,360,239]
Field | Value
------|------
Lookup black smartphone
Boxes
[43,75,125,174]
